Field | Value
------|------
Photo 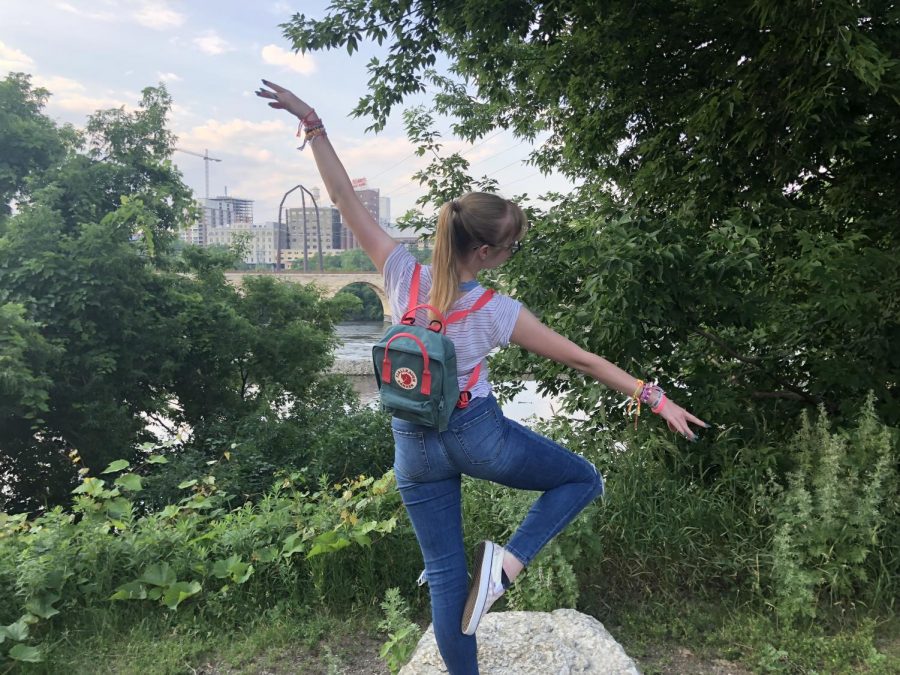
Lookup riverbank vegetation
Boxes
[3,1,899,671]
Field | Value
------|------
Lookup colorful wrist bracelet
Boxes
[651,394,668,415]
[626,380,645,429]
[297,125,326,151]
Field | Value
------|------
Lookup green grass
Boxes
[14,603,390,675]
[591,592,900,674]
[13,595,896,675]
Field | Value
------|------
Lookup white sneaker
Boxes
[461,540,508,635]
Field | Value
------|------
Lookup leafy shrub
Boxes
[0,457,402,666]
[378,587,422,674]
[139,378,394,509]
[764,395,898,620]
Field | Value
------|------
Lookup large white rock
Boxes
[399,609,640,674]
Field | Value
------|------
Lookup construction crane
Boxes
[174,148,222,200]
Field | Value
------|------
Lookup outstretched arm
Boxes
[510,308,707,439]
[256,79,397,273]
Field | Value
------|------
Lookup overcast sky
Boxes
[1,0,574,224]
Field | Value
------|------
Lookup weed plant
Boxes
[1,397,896,672]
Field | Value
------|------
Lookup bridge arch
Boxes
[224,271,392,321]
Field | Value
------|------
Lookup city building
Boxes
[205,221,287,268]
[205,196,253,227]
[337,178,381,250]
[179,195,254,247]
[284,204,341,270]
[379,195,391,229]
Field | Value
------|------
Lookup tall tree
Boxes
[0,78,352,512]
[285,1,900,458]
[0,73,64,217]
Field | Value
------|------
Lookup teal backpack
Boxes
[372,263,494,431]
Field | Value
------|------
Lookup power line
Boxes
[387,150,534,201]
[366,150,419,182]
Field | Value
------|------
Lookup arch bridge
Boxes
[224,271,390,320]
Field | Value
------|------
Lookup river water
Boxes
[334,321,574,424]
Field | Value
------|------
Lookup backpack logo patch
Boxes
[394,367,417,390]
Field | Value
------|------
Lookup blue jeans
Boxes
[392,394,604,675]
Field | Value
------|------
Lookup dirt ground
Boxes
[199,630,754,674]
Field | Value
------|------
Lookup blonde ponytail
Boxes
[429,201,461,320]
[428,193,529,321]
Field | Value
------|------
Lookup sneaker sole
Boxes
[461,541,494,635]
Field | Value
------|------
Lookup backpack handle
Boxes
[381,332,432,395]
[401,303,447,333]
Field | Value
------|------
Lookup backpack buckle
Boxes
[457,391,472,409]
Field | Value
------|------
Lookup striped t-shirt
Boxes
[383,245,522,399]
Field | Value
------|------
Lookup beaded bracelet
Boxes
[651,394,668,415]
[297,124,326,151]
[626,380,645,430]
[627,381,667,429]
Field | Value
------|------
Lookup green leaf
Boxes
[178,479,198,489]
[109,581,147,601]
[101,459,130,474]
[147,454,168,464]
[9,643,43,662]
[254,546,278,563]
[307,530,351,558]
[139,562,176,587]
[25,593,60,619]
[162,581,201,610]
[211,556,253,583]
[114,473,143,491]
[160,504,181,518]
[229,561,253,584]
[281,532,306,558]
[2,619,29,642]
[211,557,234,579]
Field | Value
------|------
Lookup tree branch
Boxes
[691,326,822,407]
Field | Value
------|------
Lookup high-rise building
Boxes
[355,187,379,223]
[337,178,381,250]
[181,196,255,247]
[285,205,339,269]
[204,220,287,267]
[204,196,253,227]
[379,195,391,228]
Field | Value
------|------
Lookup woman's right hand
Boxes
[255,79,313,121]
[656,397,708,441]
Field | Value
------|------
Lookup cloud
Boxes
[240,148,275,162]
[157,71,182,82]
[193,30,233,55]
[32,74,130,114]
[269,1,292,14]
[179,118,293,148]
[261,44,316,75]
[56,2,115,21]
[0,41,35,71]
[133,1,186,30]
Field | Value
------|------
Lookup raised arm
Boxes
[256,79,397,273]
[510,308,707,439]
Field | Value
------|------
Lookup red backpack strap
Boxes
[445,288,495,325]
[446,287,495,408]
[457,361,484,409]
[407,263,422,321]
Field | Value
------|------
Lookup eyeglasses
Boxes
[473,240,522,256]
[499,240,522,255]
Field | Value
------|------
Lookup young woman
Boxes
[257,79,707,674]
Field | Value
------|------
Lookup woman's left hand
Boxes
[657,398,708,441]
[255,79,312,121]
